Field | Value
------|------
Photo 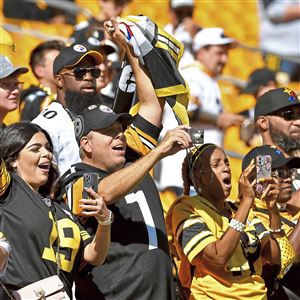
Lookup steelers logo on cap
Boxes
[74,116,84,140]
[73,44,87,52]
[99,105,113,113]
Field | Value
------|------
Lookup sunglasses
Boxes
[61,67,101,80]
[272,168,297,180]
[270,109,300,121]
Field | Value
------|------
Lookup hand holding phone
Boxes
[255,155,272,196]
[73,173,99,216]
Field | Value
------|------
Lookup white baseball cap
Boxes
[193,27,235,53]
[170,0,194,9]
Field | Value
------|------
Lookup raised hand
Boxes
[80,188,111,223]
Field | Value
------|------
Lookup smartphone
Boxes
[74,173,99,216]
[82,173,99,199]
[255,155,272,195]
[189,128,204,144]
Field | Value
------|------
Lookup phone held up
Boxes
[74,173,99,216]
[255,155,272,197]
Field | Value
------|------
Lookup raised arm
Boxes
[98,125,191,204]
[104,18,164,127]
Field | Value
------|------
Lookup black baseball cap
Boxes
[53,43,103,75]
[254,87,300,120]
[242,145,300,171]
[241,68,276,95]
[74,104,133,144]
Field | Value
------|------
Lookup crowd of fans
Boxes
[0,0,300,299]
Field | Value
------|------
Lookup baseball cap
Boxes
[53,43,103,75]
[0,55,28,79]
[86,37,117,56]
[241,68,276,95]
[74,104,133,143]
[242,145,300,171]
[193,27,235,53]
[254,87,300,120]
[170,0,194,9]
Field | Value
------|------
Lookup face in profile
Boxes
[12,132,53,192]
[197,45,230,77]
[267,107,300,153]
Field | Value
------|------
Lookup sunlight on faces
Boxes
[59,56,97,93]
[197,45,229,77]
[12,132,53,192]
[195,147,231,200]
[0,73,22,114]
[86,121,127,172]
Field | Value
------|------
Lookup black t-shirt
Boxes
[58,115,176,299]
[0,171,92,298]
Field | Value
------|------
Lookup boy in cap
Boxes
[181,27,245,147]
[32,42,104,175]
[0,55,28,127]
[55,18,193,300]
[242,145,300,299]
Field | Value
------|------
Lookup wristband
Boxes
[229,219,245,233]
[98,210,114,226]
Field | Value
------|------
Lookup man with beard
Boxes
[255,87,300,299]
[32,43,103,175]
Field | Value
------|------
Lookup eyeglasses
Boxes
[270,109,300,121]
[60,67,101,80]
[272,168,297,180]
[0,81,24,91]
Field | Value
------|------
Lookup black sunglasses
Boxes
[73,66,101,80]
[270,108,300,121]
[61,67,101,80]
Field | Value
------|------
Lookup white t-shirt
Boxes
[32,102,80,175]
[180,61,223,146]
[156,105,186,191]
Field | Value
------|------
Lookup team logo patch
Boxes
[283,88,298,102]
[73,44,87,52]
[87,105,97,110]
[88,37,100,47]
[99,105,113,113]
[74,116,84,139]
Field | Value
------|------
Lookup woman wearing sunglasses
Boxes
[0,122,111,299]
[167,143,289,299]
[242,145,300,299]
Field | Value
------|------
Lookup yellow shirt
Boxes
[167,195,267,300]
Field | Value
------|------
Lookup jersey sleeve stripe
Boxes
[185,234,216,263]
[181,222,212,250]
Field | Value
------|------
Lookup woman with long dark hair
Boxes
[0,122,111,299]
